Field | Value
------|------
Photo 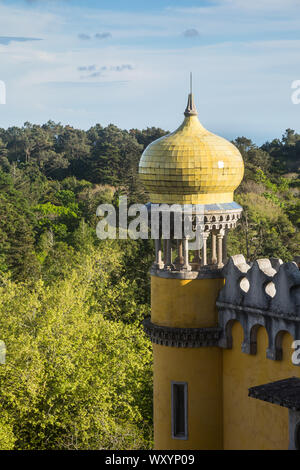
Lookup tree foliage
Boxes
[0,248,152,449]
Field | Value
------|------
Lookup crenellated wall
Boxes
[217,255,300,360]
[217,255,300,449]
[146,253,300,449]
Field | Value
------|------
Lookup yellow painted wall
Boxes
[151,275,224,449]
[151,276,224,328]
[151,274,299,450]
[223,322,300,450]
[153,344,223,450]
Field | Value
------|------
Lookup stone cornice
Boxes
[151,266,223,280]
[216,301,300,322]
[143,318,222,348]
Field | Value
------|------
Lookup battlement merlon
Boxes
[217,255,300,360]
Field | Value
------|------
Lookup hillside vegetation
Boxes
[0,121,299,449]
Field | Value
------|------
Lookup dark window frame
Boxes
[171,381,188,440]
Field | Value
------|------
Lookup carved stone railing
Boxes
[150,202,243,275]
[217,255,300,361]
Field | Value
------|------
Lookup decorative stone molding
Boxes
[202,208,242,231]
[143,318,222,348]
[148,201,243,274]
[217,303,300,360]
[150,266,223,280]
[217,255,300,361]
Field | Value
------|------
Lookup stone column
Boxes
[211,230,217,265]
[201,232,209,267]
[175,239,184,269]
[217,229,225,268]
[155,239,164,270]
[183,237,192,271]
[222,229,228,265]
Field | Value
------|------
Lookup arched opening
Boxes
[240,277,250,293]
[274,330,292,362]
[224,319,244,350]
[249,324,265,355]
[265,282,276,298]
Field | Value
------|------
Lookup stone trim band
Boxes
[143,318,222,348]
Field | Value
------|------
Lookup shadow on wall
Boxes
[223,322,296,450]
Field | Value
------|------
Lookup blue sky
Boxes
[0,0,300,144]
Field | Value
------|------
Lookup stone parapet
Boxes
[217,255,300,361]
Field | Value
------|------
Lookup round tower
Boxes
[139,83,244,450]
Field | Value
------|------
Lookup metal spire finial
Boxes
[184,72,198,117]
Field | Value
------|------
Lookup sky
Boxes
[0,0,300,144]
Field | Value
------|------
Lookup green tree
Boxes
[0,248,153,450]
[0,171,40,280]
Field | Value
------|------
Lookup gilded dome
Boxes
[139,93,244,205]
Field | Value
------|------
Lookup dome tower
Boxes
[140,85,244,449]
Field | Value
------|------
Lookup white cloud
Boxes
[0,1,299,144]
[0,4,62,36]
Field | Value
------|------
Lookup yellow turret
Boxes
[140,84,244,450]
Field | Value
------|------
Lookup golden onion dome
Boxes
[139,93,244,205]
